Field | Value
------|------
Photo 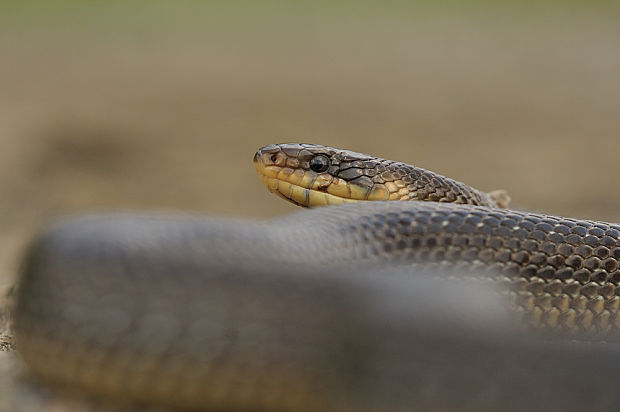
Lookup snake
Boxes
[11,143,620,411]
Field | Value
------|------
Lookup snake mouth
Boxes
[258,174,360,207]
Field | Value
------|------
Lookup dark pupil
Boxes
[309,155,329,173]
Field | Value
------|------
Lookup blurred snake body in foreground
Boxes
[13,144,620,411]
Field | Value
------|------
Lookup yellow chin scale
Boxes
[260,175,358,207]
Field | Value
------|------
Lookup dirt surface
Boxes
[1,1,620,410]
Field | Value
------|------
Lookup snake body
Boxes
[12,144,620,410]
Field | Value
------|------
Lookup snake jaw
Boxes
[259,175,359,207]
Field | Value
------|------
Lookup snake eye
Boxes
[309,155,330,173]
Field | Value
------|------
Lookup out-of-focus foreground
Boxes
[1,1,619,409]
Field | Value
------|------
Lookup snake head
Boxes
[254,143,509,209]
[253,143,394,207]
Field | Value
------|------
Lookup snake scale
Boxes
[12,143,620,411]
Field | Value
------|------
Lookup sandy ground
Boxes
[1,2,619,410]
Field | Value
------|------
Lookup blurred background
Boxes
[1,0,620,291]
[1,1,620,408]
